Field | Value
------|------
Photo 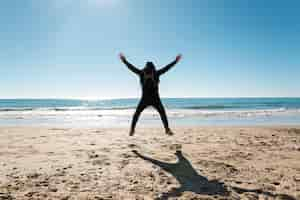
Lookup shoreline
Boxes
[1,97,300,129]
[0,126,299,199]
[1,124,300,129]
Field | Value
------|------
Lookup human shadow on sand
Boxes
[132,150,296,200]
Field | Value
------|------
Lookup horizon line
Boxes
[0,96,300,101]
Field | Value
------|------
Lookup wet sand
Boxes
[0,126,299,199]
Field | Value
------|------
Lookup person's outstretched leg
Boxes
[130,100,147,136]
[153,99,173,135]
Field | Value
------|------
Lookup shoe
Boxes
[129,130,135,136]
[166,129,174,136]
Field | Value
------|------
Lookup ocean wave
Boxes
[53,106,136,111]
[0,106,298,116]
[0,106,137,112]
[0,107,299,122]
[0,108,35,112]
[180,105,233,109]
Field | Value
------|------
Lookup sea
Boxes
[0,98,300,127]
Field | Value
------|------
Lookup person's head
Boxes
[175,150,182,156]
[143,62,156,74]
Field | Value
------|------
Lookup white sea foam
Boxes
[0,107,299,119]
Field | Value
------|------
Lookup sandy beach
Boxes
[0,126,299,200]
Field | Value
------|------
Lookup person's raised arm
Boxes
[119,53,141,75]
[157,54,182,76]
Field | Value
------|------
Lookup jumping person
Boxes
[119,53,182,136]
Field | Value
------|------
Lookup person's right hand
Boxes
[119,53,126,62]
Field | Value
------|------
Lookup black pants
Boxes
[131,96,169,131]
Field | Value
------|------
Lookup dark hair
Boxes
[144,62,156,73]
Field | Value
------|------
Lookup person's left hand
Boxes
[176,54,182,62]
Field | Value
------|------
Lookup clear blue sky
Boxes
[0,0,299,99]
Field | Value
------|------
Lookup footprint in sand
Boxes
[92,159,110,166]
[197,160,238,176]
[0,193,13,200]
[160,143,182,151]
[94,130,104,134]
[100,147,110,152]
[87,151,111,166]
[120,152,133,159]
[26,172,41,179]
[118,152,136,169]
[49,128,69,131]
[87,151,99,159]
[128,143,139,149]
[119,159,130,169]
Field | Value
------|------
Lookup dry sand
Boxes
[0,126,299,200]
